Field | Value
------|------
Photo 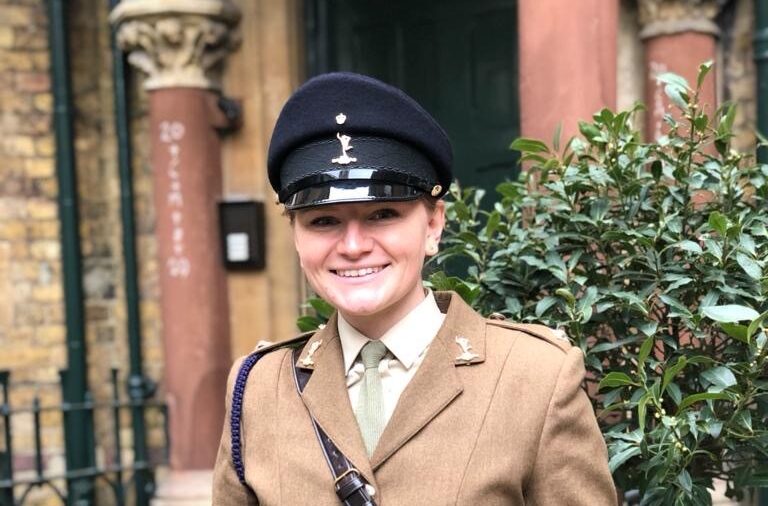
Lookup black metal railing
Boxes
[0,370,168,506]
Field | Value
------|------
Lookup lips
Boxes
[332,265,388,278]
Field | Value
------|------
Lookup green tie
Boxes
[354,340,388,457]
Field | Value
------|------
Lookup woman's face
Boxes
[293,199,445,337]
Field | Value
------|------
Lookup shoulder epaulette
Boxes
[485,318,571,353]
[249,331,316,354]
[231,332,313,485]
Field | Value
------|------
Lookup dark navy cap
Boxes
[267,72,453,209]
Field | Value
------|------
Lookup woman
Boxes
[213,72,616,505]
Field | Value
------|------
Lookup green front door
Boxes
[305,0,520,192]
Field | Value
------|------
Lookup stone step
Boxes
[151,468,213,506]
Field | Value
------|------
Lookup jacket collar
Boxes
[294,291,487,475]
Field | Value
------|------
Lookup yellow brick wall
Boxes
[0,2,66,503]
[0,0,163,503]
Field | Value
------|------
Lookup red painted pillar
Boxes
[149,89,232,469]
[639,2,720,140]
[110,1,241,478]
[518,0,618,142]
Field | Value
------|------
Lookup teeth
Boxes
[336,266,383,278]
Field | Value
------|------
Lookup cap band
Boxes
[284,180,424,210]
[279,136,438,203]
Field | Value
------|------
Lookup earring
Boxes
[425,240,438,255]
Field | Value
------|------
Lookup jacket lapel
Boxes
[370,292,487,470]
[295,315,376,486]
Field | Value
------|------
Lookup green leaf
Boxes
[552,122,562,152]
[696,60,713,89]
[666,276,693,291]
[510,137,550,154]
[739,234,757,256]
[736,252,763,280]
[720,322,750,343]
[590,335,642,354]
[637,335,655,368]
[678,469,693,494]
[599,372,637,390]
[638,394,649,431]
[578,121,602,142]
[660,294,693,318]
[608,445,640,473]
[638,320,658,337]
[296,315,323,332]
[662,357,687,393]
[555,288,576,306]
[708,211,729,236]
[735,410,752,432]
[308,297,335,319]
[656,72,690,90]
[678,392,731,411]
[665,84,689,109]
[701,304,760,323]
[482,211,501,239]
[577,286,599,313]
[700,366,737,390]
[676,240,703,255]
[535,296,558,317]
[704,238,723,260]
[721,103,737,132]
[597,108,614,125]
[706,420,724,438]
[667,383,682,405]
[746,310,768,340]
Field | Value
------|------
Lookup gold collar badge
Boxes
[455,336,479,363]
[301,340,323,367]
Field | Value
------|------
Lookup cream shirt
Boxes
[338,290,446,425]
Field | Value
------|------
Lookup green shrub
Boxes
[429,62,768,504]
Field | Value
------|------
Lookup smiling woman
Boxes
[212,72,618,506]
[293,200,444,338]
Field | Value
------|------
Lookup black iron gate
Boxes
[0,370,168,506]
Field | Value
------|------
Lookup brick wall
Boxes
[0,0,162,502]
[0,0,66,465]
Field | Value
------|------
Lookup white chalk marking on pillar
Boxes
[160,120,191,279]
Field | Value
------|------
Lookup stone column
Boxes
[639,0,721,140]
[109,0,239,488]
[518,0,619,141]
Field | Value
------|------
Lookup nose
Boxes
[337,220,373,258]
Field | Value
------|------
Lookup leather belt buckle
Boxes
[333,467,361,487]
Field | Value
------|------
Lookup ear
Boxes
[426,200,446,244]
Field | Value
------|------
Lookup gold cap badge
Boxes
[331,113,357,165]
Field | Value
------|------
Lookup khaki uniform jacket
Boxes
[213,292,617,505]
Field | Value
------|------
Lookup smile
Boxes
[332,265,388,278]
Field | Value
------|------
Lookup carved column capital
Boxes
[109,0,241,91]
[637,0,722,39]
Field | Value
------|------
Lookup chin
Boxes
[331,293,391,317]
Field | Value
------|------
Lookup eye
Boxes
[309,215,340,227]
[369,208,400,221]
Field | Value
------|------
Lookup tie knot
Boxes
[360,340,387,369]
